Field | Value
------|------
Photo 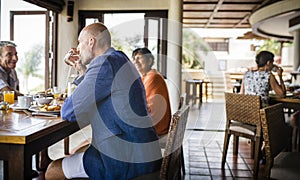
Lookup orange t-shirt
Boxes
[142,69,172,136]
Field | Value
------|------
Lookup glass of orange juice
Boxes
[3,91,15,104]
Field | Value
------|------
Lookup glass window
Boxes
[1,0,57,93]
[12,13,46,93]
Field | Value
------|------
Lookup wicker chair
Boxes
[260,103,300,179]
[160,105,190,180]
[159,93,188,173]
[222,93,262,179]
[178,93,187,175]
[133,105,190,180]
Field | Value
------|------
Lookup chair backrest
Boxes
[225,92,261,126]
[259,103,292,177]
[160,105,190,180]
[178,93,186,110]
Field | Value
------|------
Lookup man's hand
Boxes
[74,59,87,76]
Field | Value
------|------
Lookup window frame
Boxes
[10,10,58,90]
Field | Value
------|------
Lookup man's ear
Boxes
[88,37,95,48]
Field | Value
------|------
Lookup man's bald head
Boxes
[81,22,111,49]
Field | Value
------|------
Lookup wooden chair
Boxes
[133,105,190,180]
[221,92,262,179]
[260,103,300,179]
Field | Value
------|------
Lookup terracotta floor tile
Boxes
[190,161,209,168]
[189,156,207,162]
[189,175,212,180]
[208,162,224,169]
[189,167,211,175]
[228,163,250,170]
[212,176,234,180]
[231,169,253,178]
[210,168,232,176]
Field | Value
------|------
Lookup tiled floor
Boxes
[183,99,266,180]
[2,97,268,180]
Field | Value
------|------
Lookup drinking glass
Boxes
[272,64,282,72]
[3,91,15,104]
[53,86,60,99]
[64,48,79,66]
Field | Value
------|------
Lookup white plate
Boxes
[10,104,30,110]
[28,106,60,114]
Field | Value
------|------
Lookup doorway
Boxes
[78,10,168,76]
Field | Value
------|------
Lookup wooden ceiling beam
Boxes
[182,0,267,29]
[183,2,261,5]
[183,17,244,20]
[232,1,265,28]
[183,10,252,13]
[205,0,225,28]
[234,14,250,28]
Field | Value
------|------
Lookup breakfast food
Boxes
[38,104,61,112]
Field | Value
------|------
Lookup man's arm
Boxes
[0,76,23,97]
[0,86,23,97]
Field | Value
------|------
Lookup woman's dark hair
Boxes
[132,47,154,67]
[255,51,274,67]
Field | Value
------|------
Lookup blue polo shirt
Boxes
[61,48,162,179]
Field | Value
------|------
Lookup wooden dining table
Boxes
[269,94,300,111]
[0,109,81,179]
[185,79,212,107]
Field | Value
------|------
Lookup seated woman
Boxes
[240,50,286,164]
[132,47,172,138]
[240,50,286,107]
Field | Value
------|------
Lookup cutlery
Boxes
[31,112,58,117]
[23,110,32,116]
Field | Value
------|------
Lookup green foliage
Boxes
[111,28,211,70]
[257,39,281,55]
[182,28,209,69]
[111,30,142,58]
[257,39,292,56]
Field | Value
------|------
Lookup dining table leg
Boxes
[199,82,203,104]
[64,137,70,155]
[185,81,191,105]
[0,144,32,179]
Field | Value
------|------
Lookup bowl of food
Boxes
[35,97,53,105]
